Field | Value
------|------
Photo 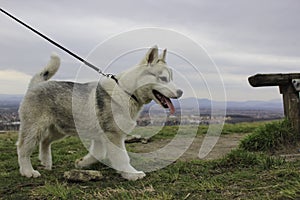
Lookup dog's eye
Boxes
[159,77,168,82]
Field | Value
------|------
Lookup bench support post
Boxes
[279,84,300,135]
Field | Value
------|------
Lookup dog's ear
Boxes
[158,49,167,63]
[140,45,158,65]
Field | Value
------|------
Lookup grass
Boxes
[130,121,268,141]
[240,119,298,152]
[221,121,268,135]
[1,122,300,199]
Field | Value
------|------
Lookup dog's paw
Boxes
[75,158,94,169]
[40,161,52,170]
[121,171,146,181]
[75,155,99,169]
[43,165,52,170]
[20,169,41,178]
[75,158,85,169]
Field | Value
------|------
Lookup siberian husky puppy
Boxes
[17,46,183,180]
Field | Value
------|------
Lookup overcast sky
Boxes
[1,0,300,101]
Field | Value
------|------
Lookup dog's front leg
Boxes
[75,139,107,168]
[106,132,145,181]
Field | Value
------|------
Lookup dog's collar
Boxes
[110,75,139,104]
[123,90,139,103]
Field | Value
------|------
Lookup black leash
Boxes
[0,8,139,103]
[0,8,118,81]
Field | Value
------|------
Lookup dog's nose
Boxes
[176,89,183,98]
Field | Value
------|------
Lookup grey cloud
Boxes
[0,0,299,100]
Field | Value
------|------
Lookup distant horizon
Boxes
[0,93,283,103]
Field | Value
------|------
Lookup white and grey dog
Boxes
[17,46,183,180]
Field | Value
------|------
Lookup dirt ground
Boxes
[131,134,245,161]
[182,134,244,161]
[131,134,300,162]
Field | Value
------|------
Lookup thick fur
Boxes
[28,53,60,88]
[17,46,182,180]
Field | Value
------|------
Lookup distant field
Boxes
[1,122,300,199]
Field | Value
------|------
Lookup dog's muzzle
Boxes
[153,89,183,115]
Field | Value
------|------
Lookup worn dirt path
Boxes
[131,134,245,161]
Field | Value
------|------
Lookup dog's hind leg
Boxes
[75,138,107,168]
[39,125,65,170]
[105,132,146,181]
[17,125,41,178]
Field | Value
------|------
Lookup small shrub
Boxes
[239,119,297,152]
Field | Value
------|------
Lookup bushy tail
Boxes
[29,53,60,88]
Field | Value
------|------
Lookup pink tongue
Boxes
[165,98,175,115]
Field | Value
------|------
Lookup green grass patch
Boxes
[131,125,198,140]
[221,121,269,134]
[216,149,286,170]
[239,119,298,152]
[131,121,267,141]
[1,122,300,199]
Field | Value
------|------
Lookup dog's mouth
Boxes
[152,90,175,114]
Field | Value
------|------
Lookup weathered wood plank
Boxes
[248,73,300,87]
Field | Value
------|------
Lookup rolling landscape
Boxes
[0,94,283,131]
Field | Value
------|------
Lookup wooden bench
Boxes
[248,73,300,134]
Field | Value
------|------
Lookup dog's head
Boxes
[131,46,183,114]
